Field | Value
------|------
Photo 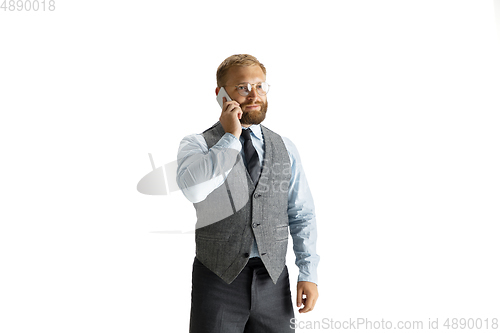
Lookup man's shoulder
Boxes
[280,136,297,151]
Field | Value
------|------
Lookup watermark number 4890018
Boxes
[1,0,55,11]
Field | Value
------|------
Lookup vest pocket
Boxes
[275,225,289,241]
[195,232,230,242]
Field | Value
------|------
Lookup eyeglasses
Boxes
[232,82,270,97]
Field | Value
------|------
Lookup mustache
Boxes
[241,101,264,107]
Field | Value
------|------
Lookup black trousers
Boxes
[189,256,295,333]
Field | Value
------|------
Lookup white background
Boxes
[1,0,500,332]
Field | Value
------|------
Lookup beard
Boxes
[239,100,268,125]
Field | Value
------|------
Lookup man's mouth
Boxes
[244,104,261,111]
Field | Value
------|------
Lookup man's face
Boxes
[221,65,268,125]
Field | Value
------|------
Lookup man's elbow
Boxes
[182,188,207,204]
[176,176,207,203]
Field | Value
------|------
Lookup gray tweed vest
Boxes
[193,121,291,284]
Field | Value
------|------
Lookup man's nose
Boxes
[247,86,259,98]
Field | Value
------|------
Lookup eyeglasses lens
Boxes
[237,82,269,96]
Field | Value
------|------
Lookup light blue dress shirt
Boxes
[176,124,319,284]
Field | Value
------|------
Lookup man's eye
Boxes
[237,86,248,90]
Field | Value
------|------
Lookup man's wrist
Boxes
[298,278,318,286]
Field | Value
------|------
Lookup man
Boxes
[176,54,319,333]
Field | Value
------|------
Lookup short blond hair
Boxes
[216,54,267,88]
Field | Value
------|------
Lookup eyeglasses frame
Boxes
[228,82,271,97]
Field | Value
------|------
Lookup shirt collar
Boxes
[241,124,263,141]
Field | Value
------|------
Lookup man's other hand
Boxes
[297,281,318,314]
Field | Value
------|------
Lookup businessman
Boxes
[176,54,319,333]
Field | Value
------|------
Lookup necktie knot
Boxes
[241,128,252,141]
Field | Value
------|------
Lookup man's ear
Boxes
[215,87,220,96]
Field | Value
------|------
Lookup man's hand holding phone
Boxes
[219,96,243,139]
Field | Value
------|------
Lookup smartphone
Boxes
[216,87,232,108]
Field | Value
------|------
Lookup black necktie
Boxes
[240,128,260,184]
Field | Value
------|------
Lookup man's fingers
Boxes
[223,101,238,113]
[297,281,319,313]
[299,296,311,313]
[299,301,309,313]
[296,287,303,307]
[299,295,317,313]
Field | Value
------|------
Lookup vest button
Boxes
[243,253,250,258]
[252,223,258,228]
[254,193,262,198]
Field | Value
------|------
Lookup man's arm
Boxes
[283,137,320,313]
[176,96,244,203]
[176,132,241,203]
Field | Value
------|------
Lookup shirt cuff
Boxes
[215,132,242,151]
[297,263,319,286]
